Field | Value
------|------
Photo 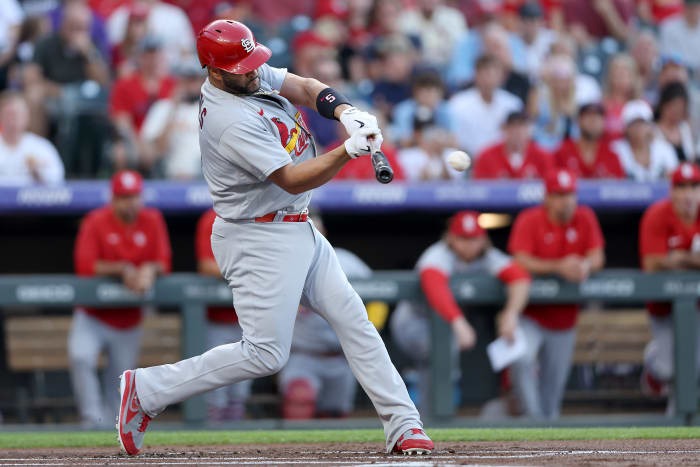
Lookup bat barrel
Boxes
[371,151,394,184]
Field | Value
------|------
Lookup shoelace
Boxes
[138,415,151,432]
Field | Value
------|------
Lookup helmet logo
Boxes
[241,38,254,53]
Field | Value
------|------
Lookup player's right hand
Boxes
[344,127,383,159]
[451,315,477,350]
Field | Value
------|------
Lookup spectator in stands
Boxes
[446,19,527,89]
[279,213,383,419]
[370,35,416,116]
[611,100,679,181]
[109,36,176,174]
[391,70,452,146]
[111,4,150,78]
[397,0,467,70]
[639,162,700,415]
[655,81,698,162]
[390,210,531,411]
[107,0,195,67]
[398,118,461,181]
[27,2,109,96]
[533,54,602,152]
[71,170,171,427]
[660,0,700,76]
[629,30,660,103]
[0,91,64,185]
[448,55,522,159]
[473,111,553,180]
[0,0,23,91]
[141,57,205,179]
[195,208,250,421]
[50,0,110,60]
[481,23,531,106]
[518,2,555,80]
[290,31,334,79]
[655,54,700,144]
[509,168,605,419]
[603,54,640,140]
[554,102,624,178]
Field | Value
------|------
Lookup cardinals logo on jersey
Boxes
[270,112,310,157]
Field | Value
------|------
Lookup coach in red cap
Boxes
[639,162,700,410]
[69,170,171,427]
[390,210,531,410]
[508,168,605,419]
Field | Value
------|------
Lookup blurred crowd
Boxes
[1,0,700,183]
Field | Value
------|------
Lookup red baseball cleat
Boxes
[117,370,151,455]
[392,428,434,455]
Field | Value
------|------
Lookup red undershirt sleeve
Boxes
[419,267,462,323]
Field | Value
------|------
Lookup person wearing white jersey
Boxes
[116,20,433,456]
[390,210,531,412]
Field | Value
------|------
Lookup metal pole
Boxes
[181,302,207,424]
[429,310,454,419]
[672,298,697,425]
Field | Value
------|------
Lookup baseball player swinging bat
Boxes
[116,19,432,457]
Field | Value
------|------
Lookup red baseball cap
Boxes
[545,168,577,194]
[671,162,700,186]
[111,170,143,197]
[448,211,486,238]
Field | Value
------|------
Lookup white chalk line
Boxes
[2,448,700,465]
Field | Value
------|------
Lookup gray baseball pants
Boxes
[510,316,576,419]
[134,219,422,451]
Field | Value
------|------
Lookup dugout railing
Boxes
[0,270,698,424]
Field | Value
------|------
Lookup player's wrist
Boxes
[316,87,351,120]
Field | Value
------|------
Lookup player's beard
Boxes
[221,72,260,95]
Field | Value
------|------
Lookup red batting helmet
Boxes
[196,20,271,74]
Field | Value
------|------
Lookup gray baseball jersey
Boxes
[199,64,316,220]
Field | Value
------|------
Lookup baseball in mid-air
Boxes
[447,150,471,171]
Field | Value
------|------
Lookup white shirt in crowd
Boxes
[0,0,23,55]
[660,16,700,73]
[398,147,464,181]
[141,98,201,179]
[448,88,522,158]
[522,29,556,79]
[611,137,678,182]
[398,5,467,67]
[106,2,195,66]
[0,133,65,185]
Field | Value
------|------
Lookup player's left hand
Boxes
[339,107,379,137]
[344,127,383,158]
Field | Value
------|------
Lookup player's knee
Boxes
[248,341,289,375]
[282,379,317,419]
[68,345,97,370]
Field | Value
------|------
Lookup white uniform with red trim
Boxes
[131,64,422,451]
[391,241,519,361]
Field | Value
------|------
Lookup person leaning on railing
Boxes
[70,170,171,428]
[508,168,605,420]
[639,162,700,414]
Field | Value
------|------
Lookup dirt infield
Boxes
[2,439,700,466]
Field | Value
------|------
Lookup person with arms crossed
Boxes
[508,168,605,419]
[71,170,171,427]
[117,20,433,456]
[639,162,700,415]
[390,210,531,411]
[195,208,251,422]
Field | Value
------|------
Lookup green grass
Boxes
[1,427,700,450]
